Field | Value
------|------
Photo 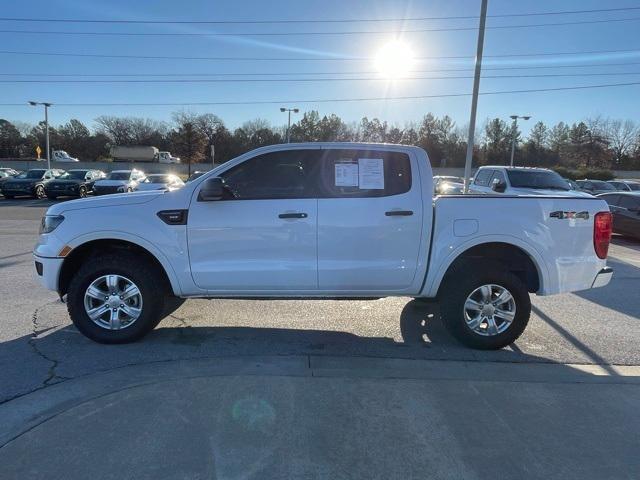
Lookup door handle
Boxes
[385,210,413,216]
[278,212,308,219]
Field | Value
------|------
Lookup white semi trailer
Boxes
[110,146,180,164]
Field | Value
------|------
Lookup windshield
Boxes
[506,170,570,190]
[144,175,172,184]
[16,170,46,179]
[628,183,640,191]
[108,172,131,180]
[59,170,88,180]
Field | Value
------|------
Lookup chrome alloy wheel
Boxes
[463,284,516,336]
[83,274,143,330]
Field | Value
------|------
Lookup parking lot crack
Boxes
[29,305,68,386]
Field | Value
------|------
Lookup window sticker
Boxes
[358,158,384,189]
[334,162,359,187]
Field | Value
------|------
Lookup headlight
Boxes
[39,215,65,234]
[117,185,126,192]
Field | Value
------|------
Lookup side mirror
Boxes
[198,177,224,201]
[491,178,506,193]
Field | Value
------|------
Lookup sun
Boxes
[374,40,416,79]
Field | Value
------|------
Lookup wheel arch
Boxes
[427,239,547,298]
[58,234,182,298]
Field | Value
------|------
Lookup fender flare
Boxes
[66,230,184,296]
[422,234,550,297]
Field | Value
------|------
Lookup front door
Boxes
[187,149,320,292]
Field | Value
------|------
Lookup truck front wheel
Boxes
[439,261,531,350]
[67,253,166,343]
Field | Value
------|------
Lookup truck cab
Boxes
[156,151,181,164]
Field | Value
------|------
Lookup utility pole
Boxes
[509,115,531,167]
[280,107,299,143]
[463,0,488,194]
[29,101,52,169]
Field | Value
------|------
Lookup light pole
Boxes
[28,101,52,169]
[509,115,531,167]
[463,0,488,194]
[280,107,299,143]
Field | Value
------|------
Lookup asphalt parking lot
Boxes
[1,198,639,479]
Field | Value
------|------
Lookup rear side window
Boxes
[221,150,320,199]
[618,195,640,210]
[473,169,493,186]
[490,170,506,184]
[318,149,411,198]
[600,194,620,206]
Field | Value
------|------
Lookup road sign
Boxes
[36,145,42,159]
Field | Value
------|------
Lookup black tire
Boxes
[78,186,87,198]
[67,253,167,344]
[34,185,45,199]
[46,194,57,200]
[162,296,186,318]
[439,260,531,350]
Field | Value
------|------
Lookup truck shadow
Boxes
[573,256,640,319]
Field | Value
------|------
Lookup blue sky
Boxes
[2,0,640,134]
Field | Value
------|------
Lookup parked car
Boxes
[433,175,464,195]
[134,174,185,191]
[44,169,106,199]
[0,170,16,188]
[597,192,640,240]
[607,180,640,192]
[1,168,64,199]
[470,166,592,197]
[0,167,20,176]
[436,180,465,195]
[186,171,207,182]
[575,179,617,195]
[52,150,79,162]
[34,143,613,350]
[92,169,145,195]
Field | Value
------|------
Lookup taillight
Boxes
[593,211,612,259]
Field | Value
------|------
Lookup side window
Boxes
[318,149,411,198]
[473,169,493,187]
[490,170,506,184]
[601,194,619,207]
[220,150,319,199]
[618,196,639,210]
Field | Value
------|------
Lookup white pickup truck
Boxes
[33,143,614,349]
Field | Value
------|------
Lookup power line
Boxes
[1,81,638,106]
[1,17,639,36]
[2,72,640,84]
[1,47,639,61]
[0,6,639,24]
[4,62,640,77]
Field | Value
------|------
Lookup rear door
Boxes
[316,147,425,292]
[615,195,640,236]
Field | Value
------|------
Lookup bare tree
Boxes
[603,118,637,165]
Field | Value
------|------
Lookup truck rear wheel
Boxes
[439,261,531,350]
[67,253,166,344]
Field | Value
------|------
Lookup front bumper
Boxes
[46,186,79,196]
[591,267,613,289]
[33,254,64,292]
[1,187,35,196]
